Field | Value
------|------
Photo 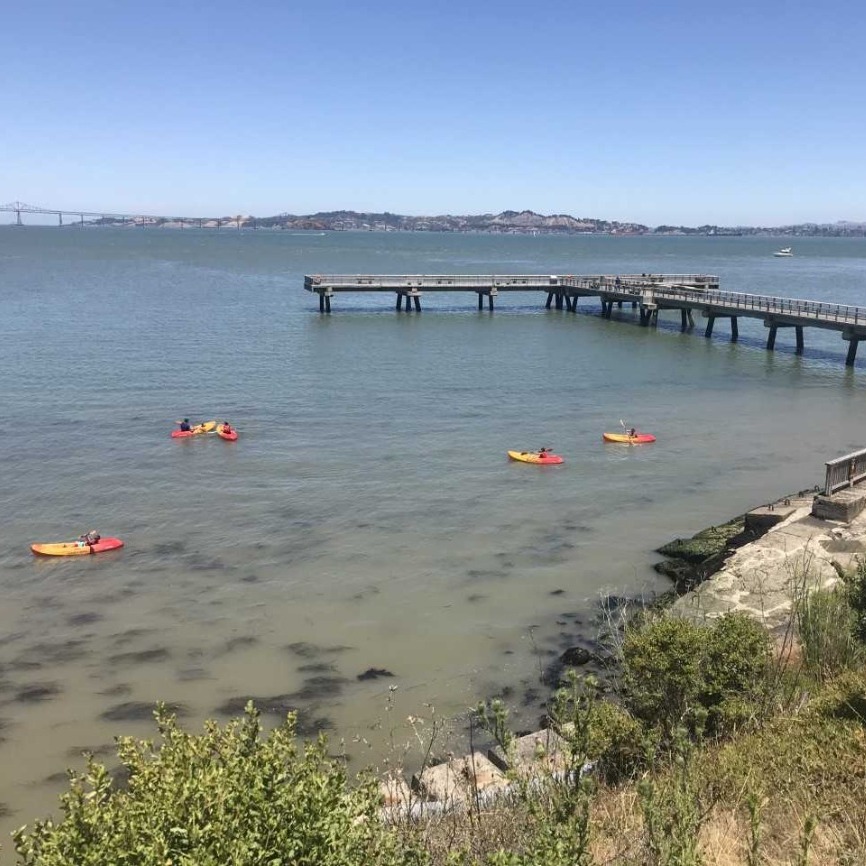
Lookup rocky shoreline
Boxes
[656,487,866,632]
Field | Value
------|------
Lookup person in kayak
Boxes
[177,418,192,432]
[628,428,637,437]
[78,530,101,547]
[221,421,233,435]
[538,447,551,457]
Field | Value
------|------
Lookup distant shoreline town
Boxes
[86,208,866,237]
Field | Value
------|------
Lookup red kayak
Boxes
[31,537,125,556]
[171,421,216,438]
[217,424,238,441]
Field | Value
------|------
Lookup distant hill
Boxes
[89,209,866,237]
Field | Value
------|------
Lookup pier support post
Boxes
[846,338,860,367]
[651,309,659,326]
[413,294,421,312]
[795,326,804,354]
[731,316,739,342]
[488,293,494,311]
[396,293,403,311]
[325,294,331,313]
[632,301,638,308]
[545,292,553,309]
[681,309,688,331]
[767,325,777,351]
[617,301,623,308]
[705,316,715,337]
[319,292,325,313]
[687,309,694,328]
[555,293,563,310]
[479,292,484,311]
[639,308,650,326]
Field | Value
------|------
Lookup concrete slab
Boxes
[672,495,854,628]
[378,774,413,808]
[414,752,507,806]
[487,729,568,776]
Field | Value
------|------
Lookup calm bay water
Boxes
[1,227,866,845]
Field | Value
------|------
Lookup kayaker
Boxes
[221,421,233,434]
[79,530,101,546]
[178,418,191,432]
[629,428,637,437]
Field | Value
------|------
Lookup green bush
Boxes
[622,613,771,740]
[586,699,644,784]
[13,703,426,866]
[622,615,706,736]
[700,612,771,734]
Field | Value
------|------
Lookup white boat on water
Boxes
[773,247,794,257]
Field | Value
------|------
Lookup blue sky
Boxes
[2,0,865,226]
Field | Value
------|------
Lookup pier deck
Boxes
[302,272,866,366]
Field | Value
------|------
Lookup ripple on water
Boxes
[66,611,105,627]
[14,683,62,703]
[284,642,353,659]
[107,648,171,666]
[15,640,87,666]
[101,701,187,722]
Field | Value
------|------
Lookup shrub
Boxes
[622,613,772,741]
[700,612,771,735]
[796,587,861,681]
[13,702,426,866]
[586,699,644,784]
[622,615,706,736]
[842,559,866,644]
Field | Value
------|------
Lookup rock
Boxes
[357,668,395,681]
[656,517,746,563]
[560,647,592,666]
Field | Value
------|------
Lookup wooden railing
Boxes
[824,448,866,495]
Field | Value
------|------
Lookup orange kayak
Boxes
[507,450,564,465]
[217,424,238,441]
[602,432,656,444]
[31,537,125,556]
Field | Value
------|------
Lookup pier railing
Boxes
[824,448,866,495]
[651,286,866,325]
[304,273,718,291]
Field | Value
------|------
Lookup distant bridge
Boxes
[1,201,256,228]
[304,273,866,367]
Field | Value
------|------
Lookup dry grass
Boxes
[403,670,866,865]
[414,796,866,865]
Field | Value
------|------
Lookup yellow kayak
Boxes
[31,537,125,556]
[507,450,564,465]
[602,432,656,444]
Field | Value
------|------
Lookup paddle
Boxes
[620,419,637,440]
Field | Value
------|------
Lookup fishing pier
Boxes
[303,273,866,367]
